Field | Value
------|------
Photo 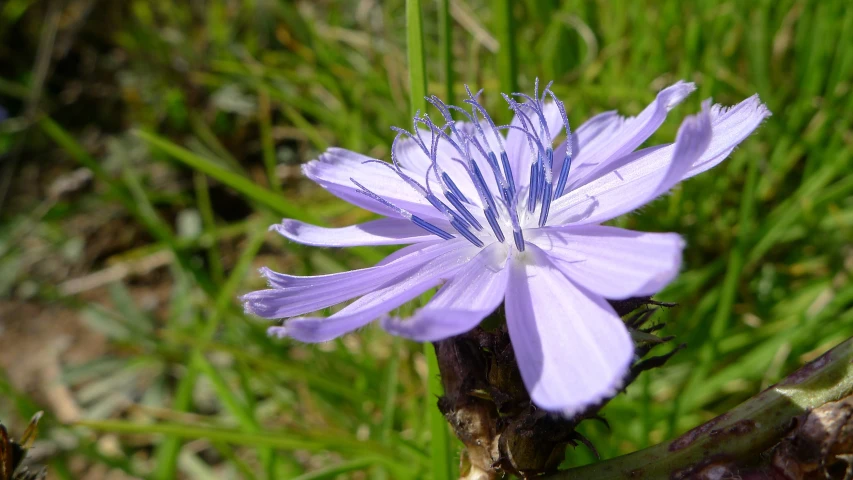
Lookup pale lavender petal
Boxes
[554,82,696,189]
[381,242,510,341]
[271,218,439,247]
[530,225,684,299]
[273,242,482,342]
[504,245,634,414]
[684,94,770,178]
[547,105,713,226]
[303,148,442,220]
[565,95,770,206]
[376,240,445,266]
[242,239,466,319]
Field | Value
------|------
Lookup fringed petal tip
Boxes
[711,93,772,122]
[267,325,288,339]
[239,292,272,318]
[300,158,322,179]
[269,219,304,242]
[660,81,697,110]
[257,267,281,288]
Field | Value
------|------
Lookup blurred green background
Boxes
[1,0,851,478]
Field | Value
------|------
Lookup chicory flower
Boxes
[242,81,769,415]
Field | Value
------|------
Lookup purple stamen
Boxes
[411,216,455,240]
[500,151,516,197]
[357,80,583,249]
[542,89,574,199]
[511,94,551,146]
[463,87,514,203]
[483,206,505,243]
[450,219,485,247]
[350,178,455,240]
[442,171,470,204]
[513,229,526,252]
[554,150,573,199]
[528,161,540,213]
[445,190,483,231]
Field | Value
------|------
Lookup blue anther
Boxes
[441,172,469,203]
[554,152,573,199]
[538,182,553,227]
[484,207,506,243]
[537,148,554,226]
[445,191,483,231]
[486,150,500,170]
[534,152,548,207]
[450,219,485,247]
[424,194,469,229]
[412,215,455,240]
[485,151,513,205]
[512,229,526,252]
[500,151,516,197]
[527,161,540,213]
[471,162,500,216]
[351,177,455,241]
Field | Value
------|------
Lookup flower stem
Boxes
[547,336,853,479]
[406,1,455,478]
[406,0,428,116]
[438,0,454,106]
[494,0,517,99]
[425,342,455,480]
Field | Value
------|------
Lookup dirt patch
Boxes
[0,301,107,422]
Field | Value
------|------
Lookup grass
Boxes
[1,0,851,478]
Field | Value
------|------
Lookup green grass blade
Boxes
[438,0,454,105]
[407,0,455,477]
[40,116,218,297]
[78,419,421,473]
[135,129,383,265]
[495,0,518,102]
[258,89,282,194]
[152,221,269,479]
[424,343,454,480]
[406,0,428,116]
[289,459,374,480]
[135,130,307,220]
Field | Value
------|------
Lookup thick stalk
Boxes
[548,336,853,479]
[406,2,455,479]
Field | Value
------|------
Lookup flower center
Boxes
[351,80,574,253]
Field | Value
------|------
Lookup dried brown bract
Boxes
[435,298,678,479]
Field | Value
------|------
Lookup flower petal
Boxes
[504,245,634,415]
[549,95,769,227]
[684,94,770,178]
[381,242,510,341]
[270,241,482,342]
[547,104,713,226]
[303,148,442,220]
[242,239,465,319]
[530,225,684,299]
[271,218,439,247]
[551,81,696,189]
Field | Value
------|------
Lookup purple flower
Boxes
[242,81,769,415]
